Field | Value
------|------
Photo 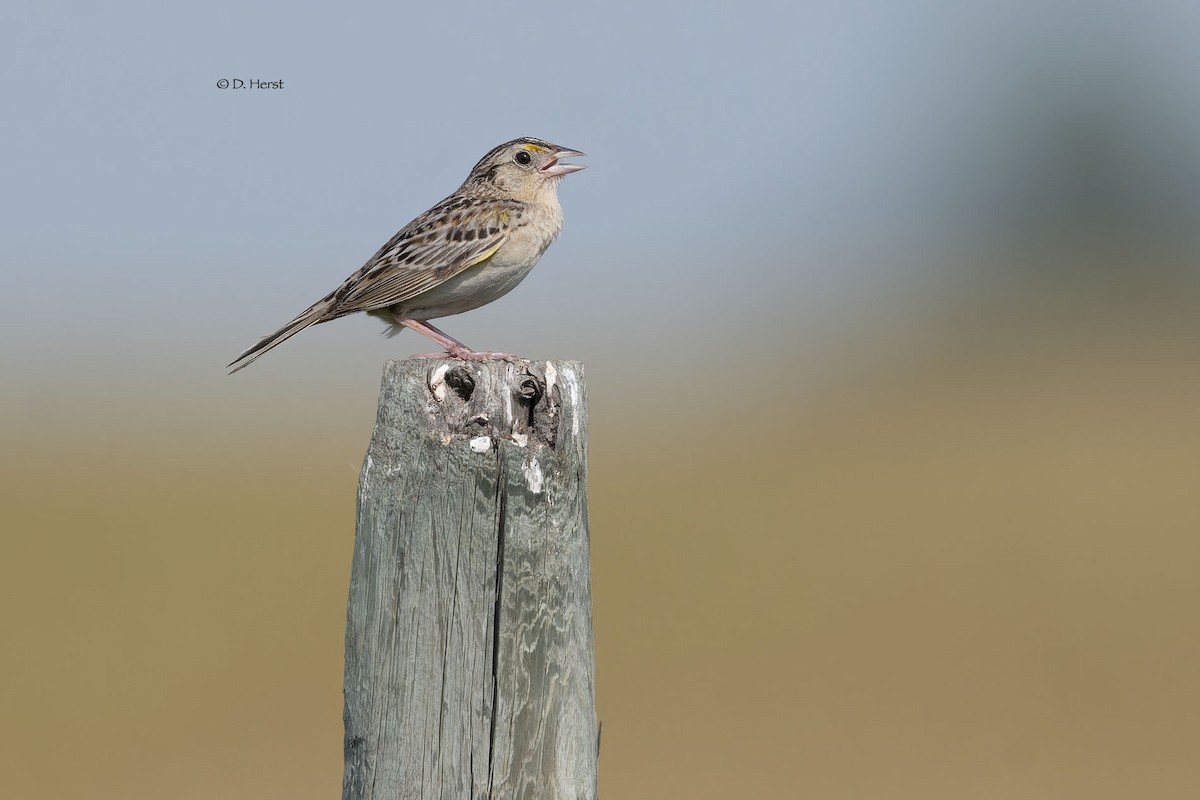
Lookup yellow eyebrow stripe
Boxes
[522,144,548,153]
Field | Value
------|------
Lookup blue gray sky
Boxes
[3,0,1199,399]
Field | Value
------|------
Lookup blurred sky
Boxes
[4,3,1200,799]
[3,0,1199,400]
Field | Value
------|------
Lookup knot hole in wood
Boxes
[512,373,545,434]
[444,366,475,401]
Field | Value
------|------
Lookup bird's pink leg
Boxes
[396,318,519,362]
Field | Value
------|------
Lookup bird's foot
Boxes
[410,347,519,362]
[446,344,519,362]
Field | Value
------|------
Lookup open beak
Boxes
[540,147,587,177]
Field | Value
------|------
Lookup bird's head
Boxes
[464,137,586,199]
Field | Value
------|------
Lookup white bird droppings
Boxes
[544,362,558,406]
[429,364,451,401]
[523,458,544,494]
[469,435,492,453]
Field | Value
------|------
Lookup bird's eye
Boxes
[514,150,533,166]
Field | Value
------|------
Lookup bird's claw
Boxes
[410,348,519,363]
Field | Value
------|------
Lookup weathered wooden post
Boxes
[343,358,597,800]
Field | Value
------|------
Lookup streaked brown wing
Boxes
[329,205,511,313]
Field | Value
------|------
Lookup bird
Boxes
[228,137,585,373]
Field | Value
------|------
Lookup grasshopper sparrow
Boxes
[228,137,585,373]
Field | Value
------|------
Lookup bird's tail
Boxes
[227,299,333,374]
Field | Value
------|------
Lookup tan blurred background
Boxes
[4,2,1200,798]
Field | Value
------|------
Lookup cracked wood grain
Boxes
[343,359,597,800]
